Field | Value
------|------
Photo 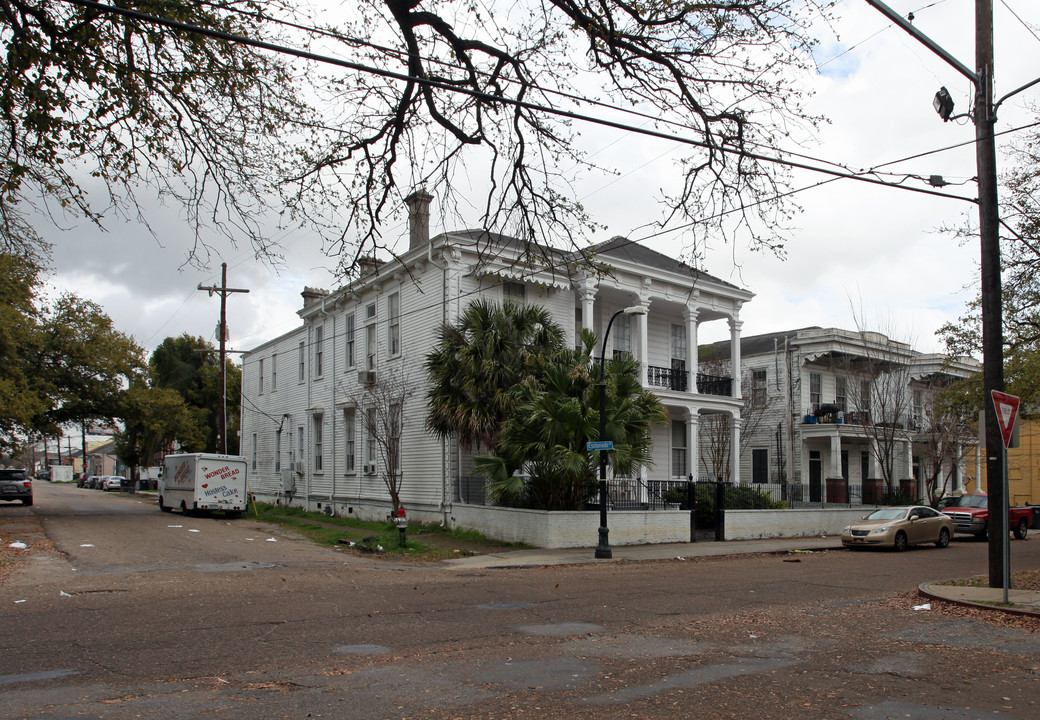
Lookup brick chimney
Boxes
[301,286,328,309]
[358,256,386,278]
[404,189,434,250]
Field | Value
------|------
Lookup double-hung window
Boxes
[613,314,632,360]
[752,369,767,407]
[313,415,323,472]
[344,410,356,473]
[388,292,400,356]
[314,325,325,378]
[345,313,355,367]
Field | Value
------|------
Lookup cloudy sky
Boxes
[40,0,1039,358]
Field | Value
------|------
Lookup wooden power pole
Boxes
[198,263,249,454]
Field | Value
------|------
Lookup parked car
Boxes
[941,492,1032,541]
[76,473,90,488]
[0,468,33,506]
[35,469,50,482]
[102,475,125,492]
[936,496,960,510]
[87,475,103,489]
[842,506,954,551]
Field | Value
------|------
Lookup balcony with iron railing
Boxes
[646,365,733,396]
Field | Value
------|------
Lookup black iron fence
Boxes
[454,474,916,512]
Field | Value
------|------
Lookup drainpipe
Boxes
[320,295,336,512]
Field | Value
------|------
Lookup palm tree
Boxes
[476,330,666,510]
[425,299,565,451]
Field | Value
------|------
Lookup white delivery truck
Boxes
[49,465,74,483]
[159,453,248,517]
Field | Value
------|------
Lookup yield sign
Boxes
[991,390,1021,449]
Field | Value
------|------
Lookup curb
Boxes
[917,582,1040,618]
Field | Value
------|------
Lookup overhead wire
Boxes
[1000,0,1040,46]
[58,0,974,204]
[52,0,1040,368]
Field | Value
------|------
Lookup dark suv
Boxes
[0,468,33,506]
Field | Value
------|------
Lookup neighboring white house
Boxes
[700,327,980,504]
[239,191,753,526]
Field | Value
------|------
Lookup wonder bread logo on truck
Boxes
[200,464,242,499]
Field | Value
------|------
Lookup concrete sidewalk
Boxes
[442,535,842,570]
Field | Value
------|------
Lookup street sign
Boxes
[586,440,614,451]
[991,390,1021,449]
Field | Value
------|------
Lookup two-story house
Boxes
[701,327,980,504]
[239,191,753,527]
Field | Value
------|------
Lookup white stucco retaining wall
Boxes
[451,504,875,547]
[723,508,872,540]
[450,504,690,548]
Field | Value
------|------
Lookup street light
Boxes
[932,86,954,121]
[595,304,648,559]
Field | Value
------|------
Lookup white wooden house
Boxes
[240,191,753,526]
[700,327,980,504]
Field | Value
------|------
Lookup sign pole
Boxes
[1003,444,1010,604]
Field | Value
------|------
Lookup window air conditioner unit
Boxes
[362,463,377,476]
[358,370,376,385]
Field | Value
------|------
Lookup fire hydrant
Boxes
[392,506,408,547]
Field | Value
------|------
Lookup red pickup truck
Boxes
[941,493,1032,540]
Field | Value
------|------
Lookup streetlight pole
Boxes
[596,305,648,559]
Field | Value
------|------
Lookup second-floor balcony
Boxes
[647,365,732,396]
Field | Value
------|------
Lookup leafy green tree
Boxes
[38,293,145,430]
[149,334,241,454]
[0,252,141,452]
[475,330,666,510]
[114,382,205,479]
[425,299,564,452]
[0,253,45,451]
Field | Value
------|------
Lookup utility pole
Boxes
[974,0,1008,590]
[865,0,1009,587]
[198,263,250,455]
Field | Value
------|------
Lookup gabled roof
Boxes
[587,236,741,289]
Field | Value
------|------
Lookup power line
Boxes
[1000,0,1040,46]
[59,0,975,204]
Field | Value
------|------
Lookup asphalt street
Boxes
[1,481,1038,720]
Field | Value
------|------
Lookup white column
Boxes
[954,444,965,493]
[730,412,741,484]
[906,439,914,480]
[829,434,841,478]
[685,307,699,393]
[636,301,649,387]
[686,410,699,482]
[729,317,743,398]
[579,280,596,350]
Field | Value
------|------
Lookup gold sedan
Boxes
[841,506,954,551]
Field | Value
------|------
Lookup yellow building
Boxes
[964,418,1040,505]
